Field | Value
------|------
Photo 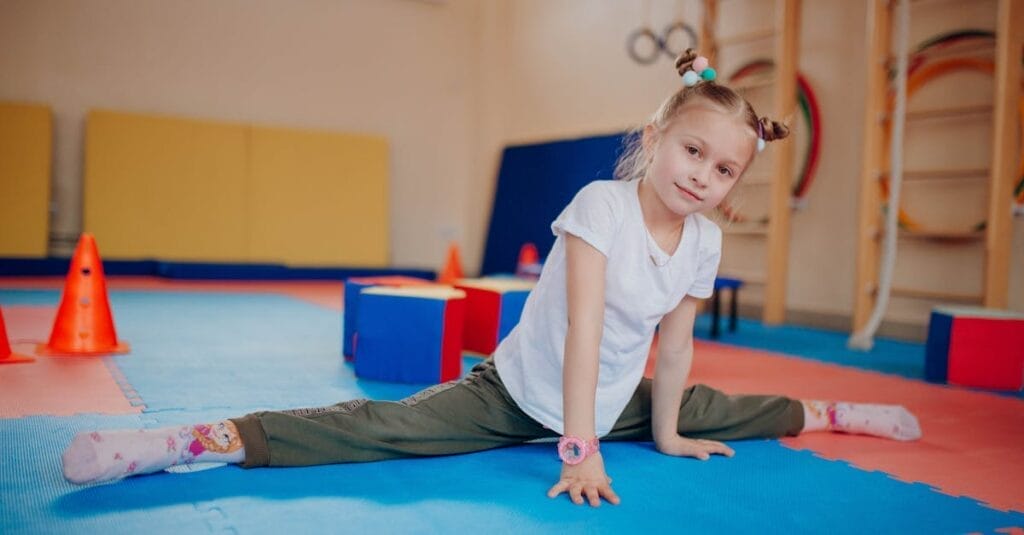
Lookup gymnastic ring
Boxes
[661,21,699,58]
[627,28,663,65]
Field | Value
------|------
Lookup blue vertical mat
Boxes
[481,133,626,275]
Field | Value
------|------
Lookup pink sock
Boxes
[802,401,922,441]
[62,421,245,485]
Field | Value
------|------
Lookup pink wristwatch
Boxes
[558,435,600,465]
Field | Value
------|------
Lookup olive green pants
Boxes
[231,359,804,468]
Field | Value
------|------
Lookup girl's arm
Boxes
[651,295,735,460]
[562,233,605,442]
[547,233,621,507]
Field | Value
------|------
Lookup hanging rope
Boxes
[849,0,911,351]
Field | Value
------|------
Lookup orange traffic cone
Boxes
[437,243,464,285]
[515,242,541,279]
[0,307,34,364]
[37,233,130,356]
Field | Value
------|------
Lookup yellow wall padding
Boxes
[84,110,390,266]
[248,126,389,266]
[84,110,249,262]
[0,102,52,257]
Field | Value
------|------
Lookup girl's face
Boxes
[642,103,756,217]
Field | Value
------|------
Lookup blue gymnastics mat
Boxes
[480,133,625,275]
[2,289,1022,533]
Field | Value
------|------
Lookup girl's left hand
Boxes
[655,434,735,460]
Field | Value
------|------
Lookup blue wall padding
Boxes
[924,310,953,384]
[498,290,530,342]
[481,133,627,275]
[0,257,157,276]
[355,292,445,384]
[0,257,433,281]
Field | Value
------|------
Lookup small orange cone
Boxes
[0,307,34,364]
[37,233,130,356]
[437,243,464,285]
[515,242,541,279]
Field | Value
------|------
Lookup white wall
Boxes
[2,0,1020,329]
[470,0,1023,329]
[0,0,482,269]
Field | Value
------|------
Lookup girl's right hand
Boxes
[546,452,621,507]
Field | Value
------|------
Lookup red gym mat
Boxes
[684,340,1024,513]
[0,305,141,418]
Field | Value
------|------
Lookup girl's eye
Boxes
[718,166,733,177]
[686,145,699,156]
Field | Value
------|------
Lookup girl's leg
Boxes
[234,359,553,468]
[62,421,245,484]
[800,401,921,441]
[606,381,803,441]
[605,381,920,441]
[63,359,553,484]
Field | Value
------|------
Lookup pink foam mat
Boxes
[684,340,1024,513]
[0,305,142,418]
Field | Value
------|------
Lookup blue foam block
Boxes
[924,310,953,383]
[354,292,446,384]
[342,279,374,358]
[497,289,529,342]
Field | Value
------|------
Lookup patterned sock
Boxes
[801,401,922,441]
[62,421,245,485]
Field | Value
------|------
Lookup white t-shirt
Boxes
[494,178,722,437]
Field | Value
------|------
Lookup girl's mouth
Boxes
[676,184,703,201]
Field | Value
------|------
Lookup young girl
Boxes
[62,50,921,506]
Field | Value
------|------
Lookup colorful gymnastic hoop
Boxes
[918,31,1024,207]
[716,60,822,223]
[880,56,1024,233]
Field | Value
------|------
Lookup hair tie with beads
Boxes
[676,49,716,87]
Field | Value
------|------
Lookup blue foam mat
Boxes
[3,288,1023,532]
[4,417,1022,534]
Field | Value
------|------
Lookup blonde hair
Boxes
[614,49,790,182]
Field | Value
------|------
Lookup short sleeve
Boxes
[550,181,623,257]
[687,218,722,299]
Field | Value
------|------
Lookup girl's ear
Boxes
[641,124,659,159]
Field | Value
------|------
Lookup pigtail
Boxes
[757,116,790,142]
[674,48,699,76]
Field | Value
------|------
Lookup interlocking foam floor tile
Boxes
[0,414,216,535]
[98,291,427,412]
[0,304,141,417]
[4,283,1023,532]
[5,418,1022,534]
[686,340,1024,513]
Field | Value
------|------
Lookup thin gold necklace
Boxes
[647,222,682,267]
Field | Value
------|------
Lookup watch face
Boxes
[559,437,586,465]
